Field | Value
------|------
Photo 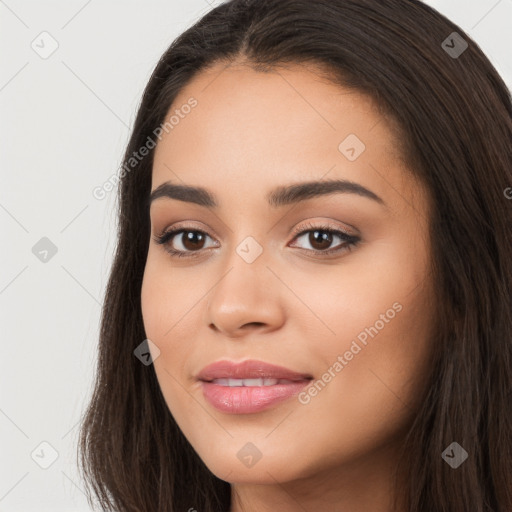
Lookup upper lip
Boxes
[197,359,313,382]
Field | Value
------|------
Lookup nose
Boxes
[205,261,286,338]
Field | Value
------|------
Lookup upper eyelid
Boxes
[156,221,356,238]
[291,220,356,237]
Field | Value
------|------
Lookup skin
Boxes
[141,61,436,512]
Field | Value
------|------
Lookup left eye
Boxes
[290,226,359,254]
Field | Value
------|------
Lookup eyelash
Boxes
[152,221,360,260]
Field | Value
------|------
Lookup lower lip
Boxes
[200,380,311,414]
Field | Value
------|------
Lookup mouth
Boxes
[205,377,307,386]
[196,359,313,414]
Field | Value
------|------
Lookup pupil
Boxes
[184,231,204,250]
[311,230,332,250]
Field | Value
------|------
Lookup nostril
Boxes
[245,322,265,328]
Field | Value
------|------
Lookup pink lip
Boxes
[196,359,313,381]
[197,359,313,414]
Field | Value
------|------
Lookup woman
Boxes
[78,0,512,511]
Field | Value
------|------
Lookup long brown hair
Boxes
[77,0,512,510]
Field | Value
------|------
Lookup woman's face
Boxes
[141,62,435,489]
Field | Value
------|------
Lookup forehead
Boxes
[150,61,417,210]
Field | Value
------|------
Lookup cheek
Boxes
[274,273,434,476]
[140,260,205,407]
[141,263,180,379]
[140,265,166,341]
[293,229,432,356]
[140,257,196,340]
[290,233,434,424]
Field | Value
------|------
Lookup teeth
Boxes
[210,378,296,387]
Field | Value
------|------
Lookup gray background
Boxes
[1,0,510,510]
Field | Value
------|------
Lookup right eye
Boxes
[153,227,218,258]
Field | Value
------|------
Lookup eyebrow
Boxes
[148,178,386,209]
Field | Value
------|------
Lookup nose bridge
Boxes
[214,233,270,304]
[205,233,284,334]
